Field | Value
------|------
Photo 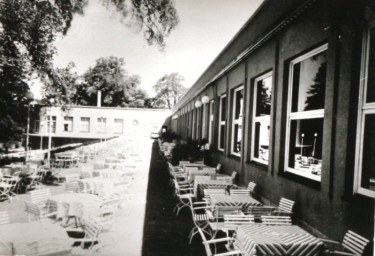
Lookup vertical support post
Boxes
[25,103,31,164]
[47,108,52,167]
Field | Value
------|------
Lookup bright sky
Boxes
[31,0,263,99]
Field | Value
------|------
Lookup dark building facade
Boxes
[170,0,375,254]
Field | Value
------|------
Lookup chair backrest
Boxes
[214,206,242,220]
[0,211,10,225]
[30,189,51,203]
[179,161,190,167]
[65,174,80,183]
[65,181,78,192]
[83,219,102,239]
[24,200,41,216]
[99,199,120,216]
[261,215,292,225]
[231,189,249,195]
[278,198,295,213]
[342,230,370,255]
[247,181,256,193]
[224,214,255,224]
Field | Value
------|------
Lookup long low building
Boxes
[169,0,374,253]
[29,105,170,148]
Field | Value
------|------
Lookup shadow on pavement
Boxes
[142,141,205,256]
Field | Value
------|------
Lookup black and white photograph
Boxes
[0,0,374,255]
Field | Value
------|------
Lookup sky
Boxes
[31,0,263,99]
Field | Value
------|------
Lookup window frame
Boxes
[231,86,244,157]
[114,118,124,134]
[354,22,375,197]
[63,116,73,132]
[97,117,107,134]
[80,117,90,133]
[218,94,227,151]
[208,100,215,145]
[284,44,328,182]
[251,72,273,164]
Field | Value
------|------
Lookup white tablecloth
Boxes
[0,222,72,255]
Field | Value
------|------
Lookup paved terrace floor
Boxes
[0,133,204,255]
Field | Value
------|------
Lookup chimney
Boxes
[97,90,101,107]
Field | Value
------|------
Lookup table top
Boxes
[0,222,72,254]
[235,224,323,256]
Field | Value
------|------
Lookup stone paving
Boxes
[0,128,153,256]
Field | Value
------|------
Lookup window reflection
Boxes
[288,118,323,176]
[361,114,375,190]
[253,74,272,163]
[291,51,327,112]
[232,88,243,154]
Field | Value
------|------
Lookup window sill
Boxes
[279,170,321,190]
[247,160,268,171]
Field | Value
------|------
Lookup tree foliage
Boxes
[73,56,148,107]
[0,0,179,146]
[153,73,187,109]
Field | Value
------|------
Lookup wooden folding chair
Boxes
[0,211,10,225]
[198,227,243,256]
[274,197,295,216]
[321,230,370,256]
[24,200,58,222]
[261,215,292,225]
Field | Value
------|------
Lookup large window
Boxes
[218,94,227,151]
[355,23,375,197]
[208,100,214,145]
[47,116,56,133]
[80,117,90,133]
[231,87,243,156]
[285,44,327,181]
[97,117,107,133]
[63,116,73,132]
[114,119,123,134]
[252,73,272,164]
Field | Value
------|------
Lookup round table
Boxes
[0,222,72,255]
[50,193,102,220]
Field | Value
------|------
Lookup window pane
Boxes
[220,124,225,149]
[367,27,375,103]
[80,117,90,132]
[256,76,272,116]
[254,120,270,161]
[235,90,243,119]
[291,51,327,112]
[361,114,375,190]
[63,117,73,132]
[288,118,323,177]
[233,124,242,153]
[221,97,226,121]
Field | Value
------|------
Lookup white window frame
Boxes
[208,100,214,145]
[284,44,328,182]
[231,86,244,156]
[218,94,227,151]
[354,22,375,197]
[97,117,107,134]
[63,116,73,132]
[80,117,90,133]
[202,103,207,139]
[251,72,272,164]
[114,118,124,134]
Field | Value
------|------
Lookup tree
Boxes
[0,0,178,146]
[153,73,187,109]
[73,56,148,107]
[42,62,79,106]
